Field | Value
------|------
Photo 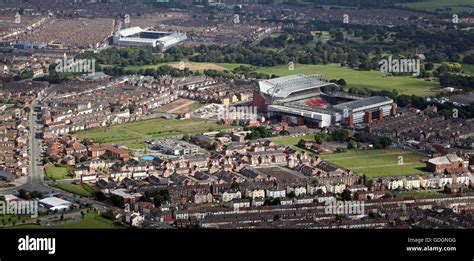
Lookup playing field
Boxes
[319,148,430,178]
[55,183,96,197]
[269,134,318,154]
[54,214,121,229]
[257,64,438,96]
[75,118,236,145]
[270,134,316,145]
[399,0,474,12]
[11,214,121,229]
[44,166,72,180]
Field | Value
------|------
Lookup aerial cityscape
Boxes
[0,0,473,241]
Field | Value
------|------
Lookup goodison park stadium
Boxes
[112,26,187,50]
[252,74,397,128]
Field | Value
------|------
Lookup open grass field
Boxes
[257,63,438,96]
[269,134,319,154]
[398,0,474,13]
[11,214,121,229]
[0,215,32,227]
[319,148,430,178]
[270,134,316,145]
[55,183,96,197]
[54,214,121,229]
[76,118,236,145]
[44,166,72,180]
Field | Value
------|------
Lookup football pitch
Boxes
[319,148,431,178]
[75,118,236,145]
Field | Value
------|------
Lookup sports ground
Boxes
[76,117,236,145]
[319,148,430,178]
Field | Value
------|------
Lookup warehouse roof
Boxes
[39,197,71,207]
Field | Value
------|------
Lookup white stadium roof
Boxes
[116,26,144,37]
[428,154,463,165]
[259,74,335,99]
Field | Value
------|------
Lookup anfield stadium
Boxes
[253,74,397,128]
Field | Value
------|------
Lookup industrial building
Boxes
[39,197,72,211]
[112,26,187,50]
[151,139,201,156]
[253,74,397,127]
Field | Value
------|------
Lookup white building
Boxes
[222,191,241,202]
[230,199,250,209]
[266,189,286,198]
[326,183,346,194]
[39,197,72,211]
[245,189,265,199]
[125,211,144,227]
[403,177,421,190]
[287,186,307,197]
[307,184,327,195]
[456,173,470,186]
[439,175,453,187]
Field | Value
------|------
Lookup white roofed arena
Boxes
[253,74,397,128]
[112,26,187,50]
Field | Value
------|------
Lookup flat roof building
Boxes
[39,197,72,211]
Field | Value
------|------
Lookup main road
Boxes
[0,96,120,212]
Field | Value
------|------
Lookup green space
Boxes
[394,191,443,199]
[11,214,121,229]
[125,142,149,150]
[319,148,431,178]
[461,64,474,75]
[257,63,438,96]
[55,183,96,197]
[398,0,474,13]
[0,215,32,227]
[44,165,72,180]
[271,134,316,145]
[103,59,439,96]
[75,118,236,145]
[54,214,121,229]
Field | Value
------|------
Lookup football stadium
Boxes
[253,74,397,127]
[112,26,187,50]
